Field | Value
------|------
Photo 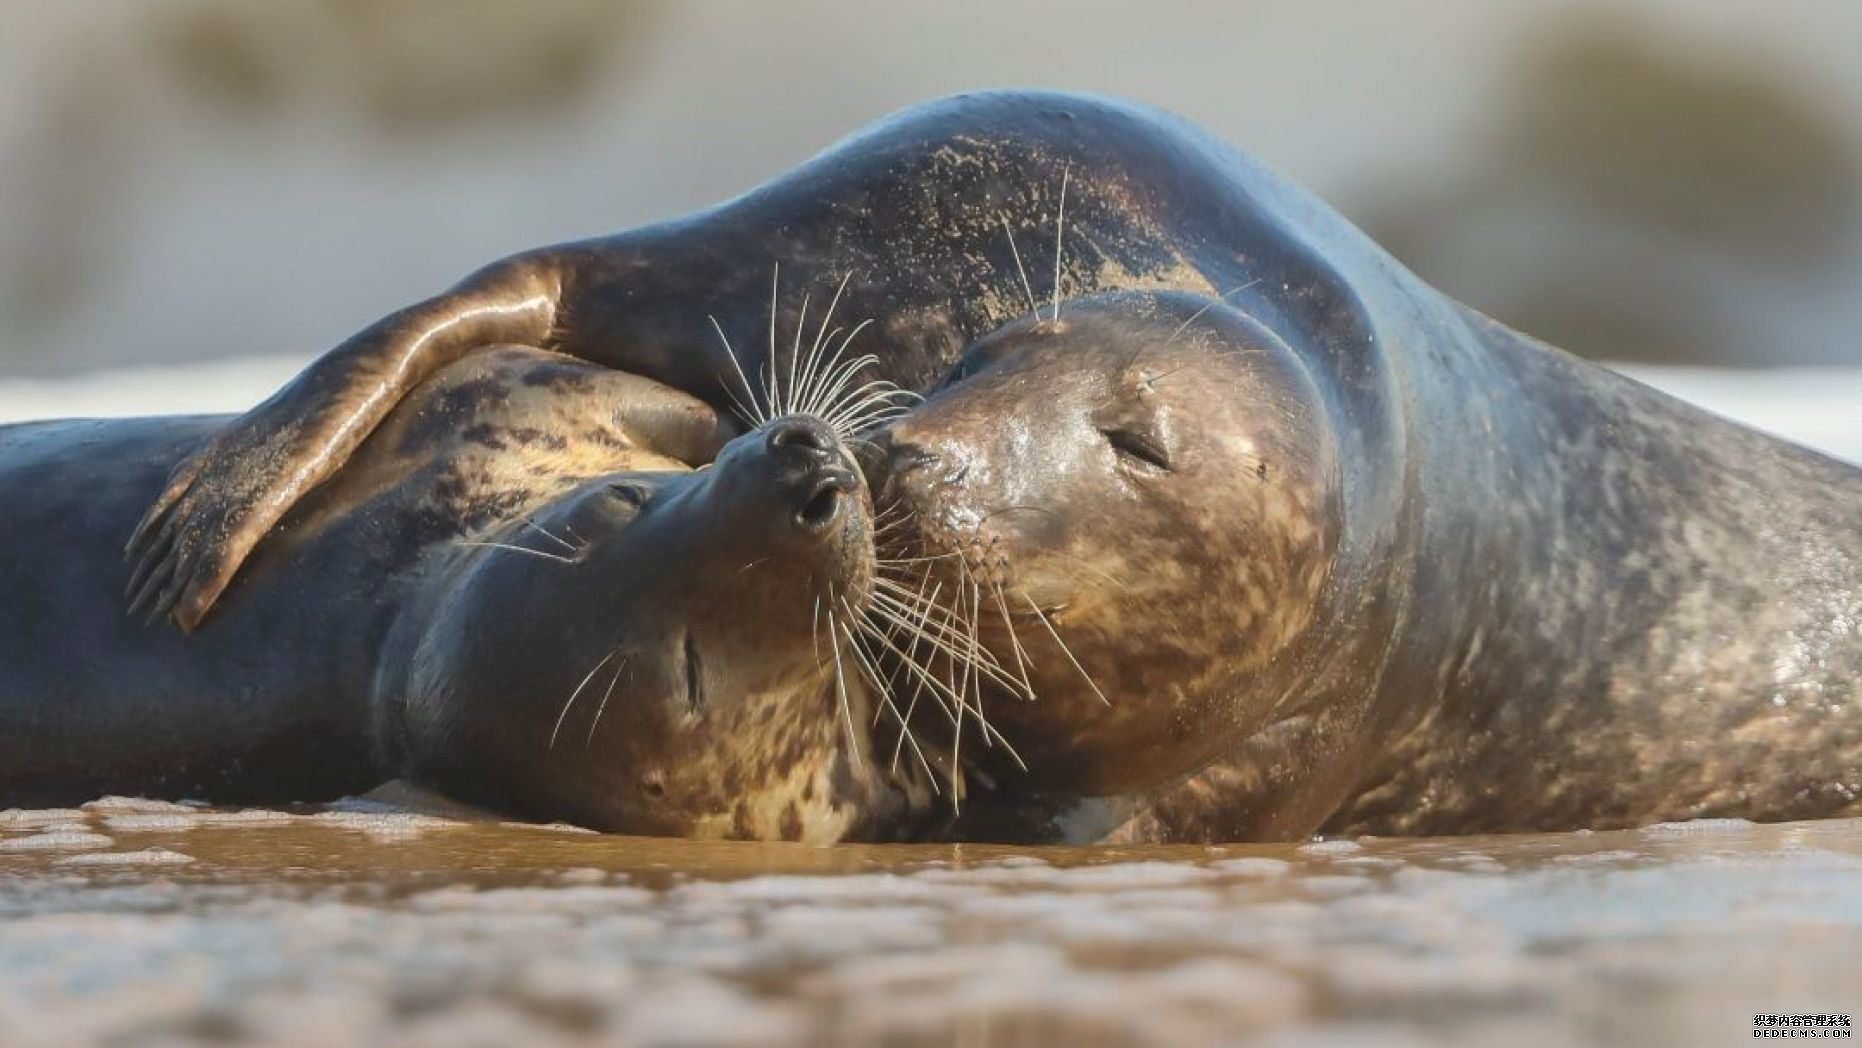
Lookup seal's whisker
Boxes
[885,579,946,773]
[945,570,979,774]
[837,614,900,773]
[864,604,1012,695]
[864,596,1019,699]
[830,404,914,440]
[876,551,964,566]
[1162,279,1264,349]
[584,654,629,748]
[824,600,865,771]
[870,579,1012,655]
[960,579,1023,764]
[549,646,619,750]
[964,582,989,748]
[836,599,892,699]
[870,494,911,531]
[824,382,919,418]
[456,540,577,564]
[822,380,913,428]
[1051,163,1071,323]
[782,291,811,418]
[764,263,784,421]
[870,585,1002,657]
[707,314,765,427]
[520,516,581,554]
[797,272,854,417]
[808,354,886,425]
[852,617,941,796]
[796,320,875,420]
[806,348,884,419]
[856,605,968,731]
[855,629,968,804]
[829,394,917,428]
[845,599,945,789]
[796,325,842,418]
[991,580,1039,701]
[956,583,1027,766]
[1023,593,1112,707]
[1001,214,1040,317]
[1126,278,1267,376]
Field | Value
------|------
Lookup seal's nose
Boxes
[764,416,857,534]
[766,416,839,464]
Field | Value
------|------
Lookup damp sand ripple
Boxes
[0,801,1857,1046]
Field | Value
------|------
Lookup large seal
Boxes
[114,88,1862,840]
[2,348,934,840]
[869,289,1862,842]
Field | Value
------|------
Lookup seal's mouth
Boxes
[796,469,858,533]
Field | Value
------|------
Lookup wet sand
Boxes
[2,799,1857,1046]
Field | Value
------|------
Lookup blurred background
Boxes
[1,0,1859,382]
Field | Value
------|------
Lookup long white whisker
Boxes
[1051,164,1071,323]
[584,655,629,748]
[808,352,884,422]
[549,647,619,750]
[707,314,764,426]
[799,272,854,416]
[457,541,576,564]
[1025,594,1111,707]
[783,291,811,417]
[1160,278,1266,350]
[765,263,782,421]
[799,323,877,418]
[1001,216,1040,317]
[864,599,1021,696]
[825,604,864,770]
[992,581,1038,701]
[520,517,579,554]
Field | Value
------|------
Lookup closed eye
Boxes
[1102,427,1172,473]
[939,358,977,391]
[608,482,651,509]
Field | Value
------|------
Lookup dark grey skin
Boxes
[2,348,927,840]
[876,290,1862,843]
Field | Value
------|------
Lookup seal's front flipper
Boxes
[122,257,563,632]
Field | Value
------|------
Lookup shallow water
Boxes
[2,799,1858,1046]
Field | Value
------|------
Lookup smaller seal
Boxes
[868,291,1339,800]
[1,347,932,840]
[866,289,1862,843]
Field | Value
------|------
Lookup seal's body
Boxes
[3,349,926,840]
[875,291,1862,843]
[115,90,1862,840]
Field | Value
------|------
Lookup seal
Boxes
[868,288,1862,843]
[115,88,1862,840]
[2,347,934,840]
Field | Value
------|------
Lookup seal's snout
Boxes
[766,415,839,461]
[765,415,858,535]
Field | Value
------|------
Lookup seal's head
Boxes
[403,414,929,840]
[870,291,1342,796]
